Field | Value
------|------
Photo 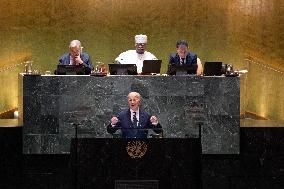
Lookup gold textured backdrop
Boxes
[0,0,283,119]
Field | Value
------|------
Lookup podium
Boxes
[21,75,240,154]
[70,138,201,189]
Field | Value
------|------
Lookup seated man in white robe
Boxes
[115,34,157,74]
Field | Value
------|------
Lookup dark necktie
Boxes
[181,58,185,65]
[133,112,138,127]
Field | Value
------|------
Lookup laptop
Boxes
[203,62,222,76]
[108,64,137,75]
[55,65,86,75]
[142,60,162,75]
[167,64,197,75]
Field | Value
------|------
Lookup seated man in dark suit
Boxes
[58,40,94,74]
[168,40,198,74]
[107,92,162,138]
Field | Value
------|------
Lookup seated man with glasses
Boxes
[58,40,94,74]
[114,34,158,74]
[168,40,198,75]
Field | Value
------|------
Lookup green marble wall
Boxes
[0,0,283,119]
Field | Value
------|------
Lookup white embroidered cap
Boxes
[135,34,147,43]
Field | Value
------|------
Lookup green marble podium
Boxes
[19,75,240,154]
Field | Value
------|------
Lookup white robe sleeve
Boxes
[115,50,135,64]
[115,52,126,64]
[145,51,157,60]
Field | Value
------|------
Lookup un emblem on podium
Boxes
[126,141,148,158]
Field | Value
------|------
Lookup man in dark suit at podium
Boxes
[107,92,162,138]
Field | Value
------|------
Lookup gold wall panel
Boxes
[0,0,283,119]
[244,59,284,120]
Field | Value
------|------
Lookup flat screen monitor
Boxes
[55,65,86,75]
[142,60,162,75]
[108,64,137,75]
[203,62,222,76]
[167,64,197,75]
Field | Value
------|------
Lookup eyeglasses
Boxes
[136,43,146,47]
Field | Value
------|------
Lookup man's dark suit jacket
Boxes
[107,109,162,138]
[59,52,94,74]
[168,52,198,74]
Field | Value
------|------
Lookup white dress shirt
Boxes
[130,108,139,123]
